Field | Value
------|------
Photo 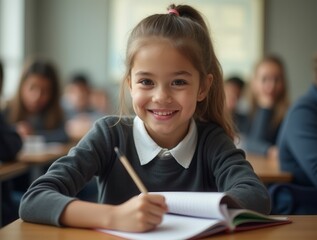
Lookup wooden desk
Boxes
[0,142,76,227]
[246,154,292,183]
[0,162,29,226]
[0,216,316,240]
[17,142,76,181]
[18,142,75,164]
[0,162,29,182]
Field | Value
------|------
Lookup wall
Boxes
[265,0,317,102]
[26,0,111,88]
[2,0,317,102]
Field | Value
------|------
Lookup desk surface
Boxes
[0,216,316,240]
[246,154,292,183]
[0,162,29,182]
[17,142,75,164]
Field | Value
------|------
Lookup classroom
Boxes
[0,0,317,239]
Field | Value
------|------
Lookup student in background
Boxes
[20,4,270,232]
[272,53,317,214]
[0,60,23,226]
[62,73,102,141]
[89,87,112,115]
[224,75,247,133]
[6,58,69,143]
[243,55,289,158]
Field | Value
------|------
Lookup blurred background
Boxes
[0,0,316,105]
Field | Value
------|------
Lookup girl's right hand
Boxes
[109,194,168,232]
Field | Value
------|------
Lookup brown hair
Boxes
[0,60,3,95]
[118,4,234,139]
[7,58,64,129]
[313,53,317,85]
[249,55,289,129]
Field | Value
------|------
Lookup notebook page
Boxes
[98,213,227,240]
[154,192,227,220]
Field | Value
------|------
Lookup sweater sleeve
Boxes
[19,118,116,226]
[202,127,271,214]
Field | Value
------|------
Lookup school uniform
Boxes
[19,116,270,226]
[278,84,317,187]
[243,108,281,155]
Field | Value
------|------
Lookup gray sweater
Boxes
[19,116,271,226]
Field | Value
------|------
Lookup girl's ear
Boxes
[197,74,213,102]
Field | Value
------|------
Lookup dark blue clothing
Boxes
[0,112,23,226]
[24,114,69,143]
[0,113,23,161]
[278,84,317,188]
[244,108,281,155]
[3,108,69,143]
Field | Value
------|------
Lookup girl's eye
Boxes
[139,79,154,86]
[172,79,187,86]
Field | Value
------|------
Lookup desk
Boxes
[246,154,292,183]
[0,162,29,182]
[17,142,76,181]
[0,162,29,226]
[0,216,316,240]
[18,142,75,164]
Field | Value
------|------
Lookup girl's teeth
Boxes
[154,111,173,116]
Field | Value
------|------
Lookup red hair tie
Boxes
[168,9,179,16]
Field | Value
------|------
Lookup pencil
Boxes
[114,147,148,193]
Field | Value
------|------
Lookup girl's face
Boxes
[21,74,53,114]
[252,61,285,108]
[129,40,210,148]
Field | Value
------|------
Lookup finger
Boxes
[143,210,165,226]
[146,194,168,210]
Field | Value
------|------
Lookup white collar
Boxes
[133,116,197,169]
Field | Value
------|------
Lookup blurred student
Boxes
[90,88,112,115]
[224,76,246,132]
[243,55,289,158]
[0,60,23,226]
[62,73,102,141]
[4,58,69,200]
[6,58,69,143]
[277,54,317,191]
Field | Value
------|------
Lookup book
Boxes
[97,192,291,240]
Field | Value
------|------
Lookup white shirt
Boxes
[133,116,197,169]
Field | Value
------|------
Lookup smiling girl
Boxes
[20,4,270,232]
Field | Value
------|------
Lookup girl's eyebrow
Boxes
[173,71,192,76]
[134,71,153,76]
[134,70,192,76]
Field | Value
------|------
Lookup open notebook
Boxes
[97,192,291,240]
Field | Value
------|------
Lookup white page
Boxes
[155,192,227,220]
[97,214,227,240]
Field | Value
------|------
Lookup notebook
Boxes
[97,191,291,240]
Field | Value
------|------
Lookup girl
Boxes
[20,4,270,232]
[6,58,69,143]
[243,55,289,158]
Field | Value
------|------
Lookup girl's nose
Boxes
[152,87,172,104]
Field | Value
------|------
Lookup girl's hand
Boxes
[109,194,168,232]
[16,121,34,137]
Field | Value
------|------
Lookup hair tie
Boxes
[168,9,179,16]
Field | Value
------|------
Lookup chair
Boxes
[268,183,317,214]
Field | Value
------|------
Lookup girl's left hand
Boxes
[16,121,34,137]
